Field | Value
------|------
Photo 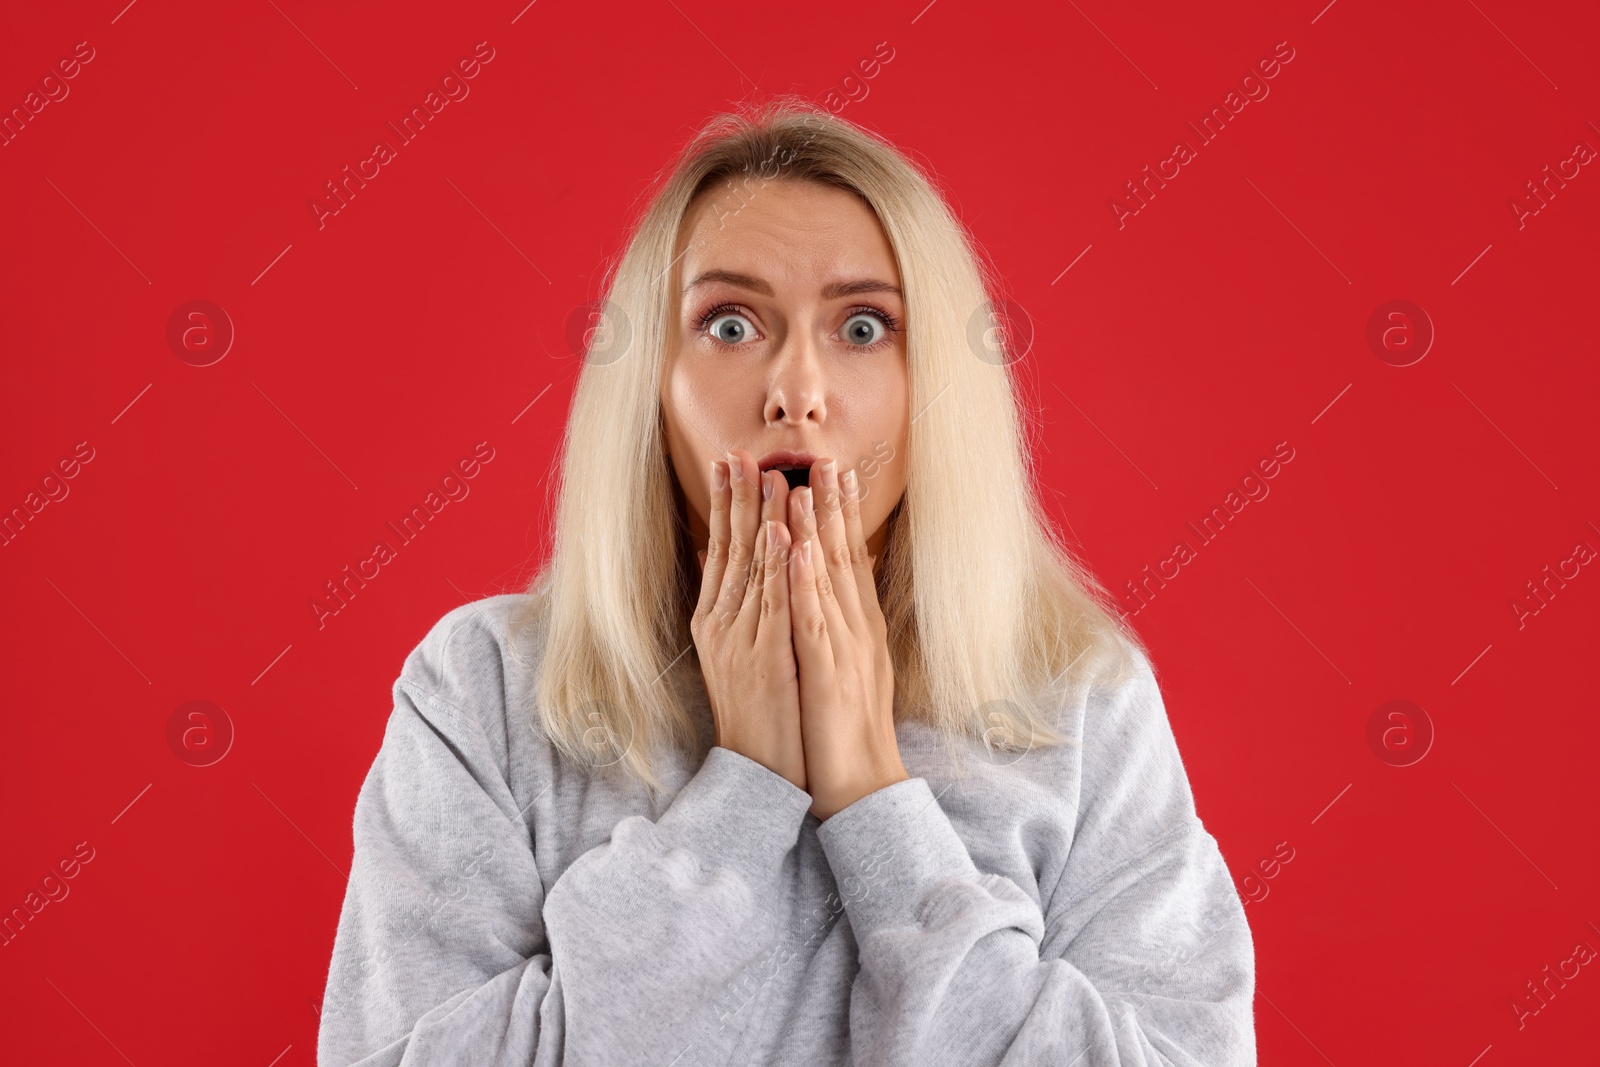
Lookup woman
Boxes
[318,98,1256,1066]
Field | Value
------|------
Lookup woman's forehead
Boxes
[677,180,897,281]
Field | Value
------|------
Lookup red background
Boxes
[3,0,1597,1063]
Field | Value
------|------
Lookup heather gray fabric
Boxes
[317,594,1256,1066]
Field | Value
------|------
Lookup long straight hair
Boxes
[515,97,1144,796]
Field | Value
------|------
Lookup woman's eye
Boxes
[842,312,887,347]
[705,311,756,345]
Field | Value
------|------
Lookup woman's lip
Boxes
[757,451,819,472]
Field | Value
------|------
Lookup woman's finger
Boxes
[761,467,791,538]
[732,516,769,641]
[713,450,761,626]
[755,520,794,651]
[787,518,835,680]
[790,487,850,665]
[839,466,880,619]
[808,459,865,633]
[694,458,732,626]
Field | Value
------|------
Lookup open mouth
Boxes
[769,464,811,491]
[759,452,817,490]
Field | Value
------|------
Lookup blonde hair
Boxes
[515,96,1145,796]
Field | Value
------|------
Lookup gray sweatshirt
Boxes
[317,594,1256,1066]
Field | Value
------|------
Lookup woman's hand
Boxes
[691,450,807,792]
[786,459,908,820]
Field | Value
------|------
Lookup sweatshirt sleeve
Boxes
[813,653,1256,1066]
[317,679,814,1067]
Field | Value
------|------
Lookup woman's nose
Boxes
[765,333,827,424]
[766,377,825,425]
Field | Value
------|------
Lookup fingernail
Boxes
[820,459,838,488]
[798,539,812,566]
[798,488,814,517]
[762,470,773,501]
[842,468,858,498]
[711,460,727,492]
[725,451,743,481]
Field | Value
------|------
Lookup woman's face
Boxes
[662,178,910,566]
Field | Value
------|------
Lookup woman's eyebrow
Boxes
[682,269,902,299]
[822,278,902,299]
